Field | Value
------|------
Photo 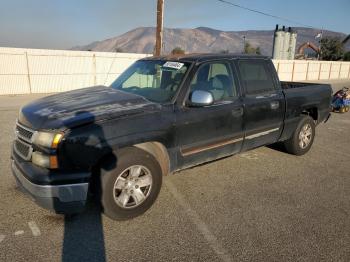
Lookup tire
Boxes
[340,107,346,113]
[99,147,162,220]
[283,116,315,156]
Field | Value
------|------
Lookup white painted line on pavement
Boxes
[165,179,233,262]
[28,221,41,237]
[0,235,5,243]
[14,230,24,236]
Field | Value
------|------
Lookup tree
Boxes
[343,51,350,61]
[115,47,124,53]
[244,41,261,55]
[171,47,185,55]
[320,37,344,61]
[255,47,261,55]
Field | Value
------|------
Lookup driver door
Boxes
[175,60,244,169]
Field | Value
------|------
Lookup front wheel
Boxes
[100,147,162,220]
[283,116,315,156]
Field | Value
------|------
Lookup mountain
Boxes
[72,27,349,56]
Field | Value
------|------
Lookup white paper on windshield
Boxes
[162,61,184,70]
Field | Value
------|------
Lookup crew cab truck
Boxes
[11,54,332,220]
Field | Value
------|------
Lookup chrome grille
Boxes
[15,122,35,143]
[14,121,35,161]
[14,139,33,160]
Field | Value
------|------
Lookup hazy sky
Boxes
[0,0,349,49]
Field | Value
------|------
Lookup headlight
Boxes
[32,152,59,169]
[33,131,63,149]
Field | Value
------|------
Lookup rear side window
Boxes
[238,60,275,95]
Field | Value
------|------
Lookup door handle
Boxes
[270,101,280,110]
[232,107,243,117]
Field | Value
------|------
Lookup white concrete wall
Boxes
[272,59,350,82]
[0,47,151,95]
[1,47,350,95]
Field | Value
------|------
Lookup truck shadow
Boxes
[62,203,106,262]
[266,142,287,153]
[59,111,117,262]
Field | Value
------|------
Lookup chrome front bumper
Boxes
[11,160,89,214]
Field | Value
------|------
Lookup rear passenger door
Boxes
[236,59,285,151]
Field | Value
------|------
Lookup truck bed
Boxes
[281,81,322,90]
[281,81,332,125]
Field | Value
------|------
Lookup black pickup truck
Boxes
[11,54,332,220]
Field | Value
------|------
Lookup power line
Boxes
[216,0,316,29]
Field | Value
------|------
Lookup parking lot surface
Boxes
[0,81,349,262]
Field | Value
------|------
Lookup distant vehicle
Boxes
[11,54,332,220]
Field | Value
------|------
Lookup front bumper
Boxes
[11,160,89,214]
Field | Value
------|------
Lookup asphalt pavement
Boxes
[0,80,349,262]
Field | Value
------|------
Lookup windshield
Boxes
[110,60,191,103]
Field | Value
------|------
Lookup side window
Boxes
[190,62,237,102]
[238,60,275,95]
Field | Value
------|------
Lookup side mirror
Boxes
[189,90,214,107]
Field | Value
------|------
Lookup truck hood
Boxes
[18,86,160,130]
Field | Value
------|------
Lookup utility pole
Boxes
[155,0,164,56]
[242,35,246,54]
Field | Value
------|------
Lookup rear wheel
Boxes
[283,116,315,156]
[99,147,162,220]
